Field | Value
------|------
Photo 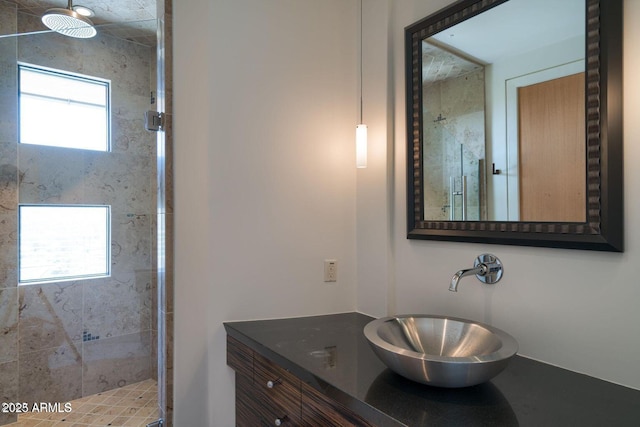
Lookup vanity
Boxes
[225,313,640,426]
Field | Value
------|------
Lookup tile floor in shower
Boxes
[5,379,158,427]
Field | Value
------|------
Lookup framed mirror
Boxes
[406,0,623,251]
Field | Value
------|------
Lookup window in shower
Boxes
[18,64,110,151]
[18,205,111,284]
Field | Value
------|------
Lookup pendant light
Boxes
[356,0,367,168]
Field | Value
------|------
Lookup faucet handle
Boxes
[474,253,503,284]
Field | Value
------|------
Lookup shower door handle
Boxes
[461,176,467,220]
[450,176,455,221]
[450,176,467,221]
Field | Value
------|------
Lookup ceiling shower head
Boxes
[42,1,97,39]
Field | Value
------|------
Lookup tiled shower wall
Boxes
[0,3,158,425]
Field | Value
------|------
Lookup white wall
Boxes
[173,1,359,425]
[356,0,395,318]
[370,0,640,391]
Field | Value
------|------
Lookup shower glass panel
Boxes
[0,1,171,425]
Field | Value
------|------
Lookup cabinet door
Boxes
[254,353,302,425]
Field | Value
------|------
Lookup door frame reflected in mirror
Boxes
[406,0,623,252]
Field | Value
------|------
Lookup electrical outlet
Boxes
[324,259,337,282]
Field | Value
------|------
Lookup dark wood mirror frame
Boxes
[406,0,623,252]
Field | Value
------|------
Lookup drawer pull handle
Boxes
[274,416,287,426]
[266,378,282,388]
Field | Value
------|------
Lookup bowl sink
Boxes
[364,315,518,388]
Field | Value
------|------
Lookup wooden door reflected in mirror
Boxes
[518,72,585,222]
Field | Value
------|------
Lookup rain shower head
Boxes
[42,1,96,39]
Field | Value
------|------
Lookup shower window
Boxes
[18,205,111,284]
[19,64,110,151]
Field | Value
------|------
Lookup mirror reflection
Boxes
[420,0,585,222]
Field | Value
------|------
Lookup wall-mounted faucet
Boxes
[449,254,503,292]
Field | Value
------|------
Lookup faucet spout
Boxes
[448,254,503,292]
[449,265,487,292]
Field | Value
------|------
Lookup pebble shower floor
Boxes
[4,379,158,427]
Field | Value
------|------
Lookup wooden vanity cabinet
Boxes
[227,335,375,427]
[300,384,375,427]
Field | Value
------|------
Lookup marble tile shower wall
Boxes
[0,4,156,425]
[422,68,486,221]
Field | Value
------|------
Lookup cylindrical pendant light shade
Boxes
[356,0,367,169]
[356,124,367,168]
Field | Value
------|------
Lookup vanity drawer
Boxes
[254,352,302,425]
[237,372,299,426]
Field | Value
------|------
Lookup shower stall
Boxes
[421,67,487,222]
[0,1,173,425]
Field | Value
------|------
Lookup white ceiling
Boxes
[430,0,585,64]
[3,0,157,46]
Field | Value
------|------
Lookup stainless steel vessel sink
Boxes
[364,315,518,388]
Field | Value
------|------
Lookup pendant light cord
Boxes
[360,0,363,124]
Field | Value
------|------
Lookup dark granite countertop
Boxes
[224,312,640,427]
